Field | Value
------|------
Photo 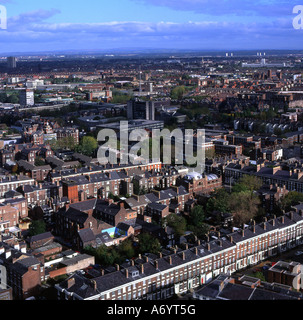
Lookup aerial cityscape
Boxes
[2,0,303,307]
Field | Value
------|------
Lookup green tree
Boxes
[28,220,46,237]
[232,175,262,195]
[171,86,187,100]
[228,191,261,226]
[280,191,303,212]
[206,188,231,215]
[77,136,98,156]
[118,239,135,260]
[137,233,161,255]
[164,214,187,237]
[188,205,209,238]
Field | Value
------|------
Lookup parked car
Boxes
[295,251,303,256]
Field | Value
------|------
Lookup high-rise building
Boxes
[19,89,34,106]
[7,56,16,69]
[127,98,155,120]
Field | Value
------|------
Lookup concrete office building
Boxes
[7,57,16,69]
[19,90,35,107]
[127,98,155,120]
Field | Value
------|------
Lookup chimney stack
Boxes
[194,247,198,255]
[140,264,144,274]
[125,268,129,278]
[115,264,120,271]
[155,260,159,270]
[168,256,172,265]
[92,280,97,290]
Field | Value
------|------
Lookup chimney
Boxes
[119,202,125,209]
[197,240,201,245]
[145,256,149,263]
[242,229,245,237]
[92,280,97,291]
[115,264,120,271]
[168,256,172,265]
[140,264,144,274]
[67,278,75,289]
[131,260,135,266]
[207,243,210,251]
[290,212,294,220]
[194,247,198,255]
[263,222,266,231]
[101,269,105,276]
[281,216,285,224]
[253,225,256,233]
[159,252,163,259]
[125,269,129,278]
[182,252,185,261]
[155,260,159,270]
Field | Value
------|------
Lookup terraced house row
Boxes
[55,204,303,300]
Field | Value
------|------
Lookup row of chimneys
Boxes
[111,212,300,279]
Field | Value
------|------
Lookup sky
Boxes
[0,0,303,54]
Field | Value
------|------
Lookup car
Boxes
[295,251,303,256]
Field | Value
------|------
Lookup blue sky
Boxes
[0,0,302,53]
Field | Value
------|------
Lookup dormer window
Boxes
[131,271,139,277]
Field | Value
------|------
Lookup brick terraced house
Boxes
[55,206,303,300]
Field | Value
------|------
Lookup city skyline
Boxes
[0,0,303,53]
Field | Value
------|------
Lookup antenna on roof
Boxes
[139,65,142,96]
